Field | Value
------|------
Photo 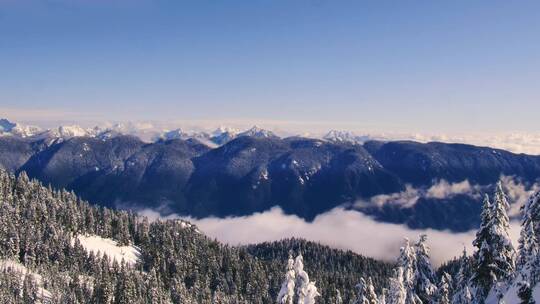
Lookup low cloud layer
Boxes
[140,207,520,266]
[139,176,537,266]
[354,176,538,214]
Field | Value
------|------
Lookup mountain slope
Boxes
[0,169,391,303]
[1,133,540,231]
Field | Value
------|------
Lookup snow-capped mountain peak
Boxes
[238,126,277,139]
[324,130,363,144]
[212,126,239,137]
[161,128,188,140]
[57,125,92,137]
[0,118,42,138]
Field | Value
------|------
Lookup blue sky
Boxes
[1,0,539,133]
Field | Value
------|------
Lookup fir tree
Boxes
[387,268,406,304]
[277,254,296,304]
[355,277,378,304]
[435,272,452,304]
[518,191,540,286]
[471,184,516,302]
[396,238,422,304]
[452,248,473,304]
[413,235,437,303]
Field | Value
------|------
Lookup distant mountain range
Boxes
[1,118,539,232]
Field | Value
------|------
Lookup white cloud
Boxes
[503,175,540,218]
[138,176,538,266]
[426,180,478,199]
[354,176,538,210]
[356,185,420,208]
[138,207,521,267]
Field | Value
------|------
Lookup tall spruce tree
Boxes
[453,248,473,304]
[471,183,516,302]
[518,191,540,286]
[394,238,422,304]
[413,235,437,303]
[435,272,452,304]
[471,193,494,301]
[387,267,406,304]
[277,254,296,304]
[355,277,378,304]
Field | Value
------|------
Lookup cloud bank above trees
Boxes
[140,177,537,265]
[140,207,520,266]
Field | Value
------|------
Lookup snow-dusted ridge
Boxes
[3,118,540,154]
[0,118,284,147]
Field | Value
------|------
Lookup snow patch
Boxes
[75,235,141,266]
[0,259,53,302]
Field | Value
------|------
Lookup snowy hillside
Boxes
[0,260,52,302]
[76,235,141,266]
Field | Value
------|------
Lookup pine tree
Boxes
[489,181,516,283]
[518,191,540,286]
[277,254,296,304]
[355,277,378,304]
[471,194,494,301]
[435,272,452,304]
[396,238,422,304]
[294,254,319,304]
[471,184,516,302]
[413,235,437,303]
[452,249,473,304]
[387,267,406,304]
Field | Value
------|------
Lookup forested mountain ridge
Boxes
[1,133,540,231]
[0,169,391,303]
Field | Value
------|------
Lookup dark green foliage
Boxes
[245,239,393,303]
[0,170,391,303]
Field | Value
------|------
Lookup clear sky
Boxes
[1,0,539,133]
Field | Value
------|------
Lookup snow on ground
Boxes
[0,259,53,302]
[498,282,540,304]
[76,235,141,266]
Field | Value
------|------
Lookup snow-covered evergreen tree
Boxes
[277,254,296,304]
[453,249,473,304]
[518,191,540,287]
[277,253,319,304]
[355,277,378,304]
[471,194,494,300]
[294,254,320,304]
[387,267,406,304]
[414,235,438,303]
[489,181,516,283]
[355,278,370,304]
[396,238,422,304]
[471,183,516,302]
[435,272,452,304]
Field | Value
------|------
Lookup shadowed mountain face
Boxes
[1,135,539,231]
